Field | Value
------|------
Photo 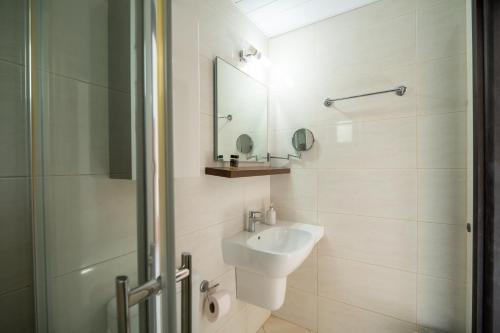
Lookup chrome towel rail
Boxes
[323,86,407,107]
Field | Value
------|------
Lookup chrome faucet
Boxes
[247,211,265,232]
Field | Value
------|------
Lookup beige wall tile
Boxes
[0,178,32,293]
[51,253,137,333]
[288,247,318,294]
[318,213,417,271]
[315,13,415,70]
[173,0,201,178]
[417,275,466,333]
[47,75,110,176]
[244,176,271,212]
[318,297,416,333]
[417,0,466,61]
[46,175,137,277]
[268,0,468,332]
[418,222,467,282]
[317,169,417,220]
[175,175,246,236]
[273,287,317,331]
[200,113,216,168]
[269,87,320,133]
[316,117,416,169]
[417,55,467,115]
[275,207,318,225]
[271,169,317,211]
[176,218,243,282]
[318,256,416,322]
[417,112,466,168]
[199,56,214,116]
[0,287,34,332]
[418,169,467,224]
[269,25,317,96]
[46,0,108,86]
[0,61,28,177]
[0,0,26,65]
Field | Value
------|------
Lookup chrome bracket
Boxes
[200,280,220,293]
[267,152,302,161]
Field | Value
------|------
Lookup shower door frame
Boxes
[472,0,500,332]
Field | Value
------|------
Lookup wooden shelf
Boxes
[205,166,290,178]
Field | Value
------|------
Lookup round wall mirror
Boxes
[236,134,254,154]
[292,128,315,151]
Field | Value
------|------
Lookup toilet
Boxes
[107,272,200,333]
[106,299,139,333]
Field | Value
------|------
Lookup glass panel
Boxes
[0,0,35,331]
[32,0,147,332]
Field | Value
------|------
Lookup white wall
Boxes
[268,0,468,332]
[172,0,272,332]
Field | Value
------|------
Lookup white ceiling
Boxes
[233,0,380,37]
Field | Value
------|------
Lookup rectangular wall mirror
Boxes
[214,57,268,163]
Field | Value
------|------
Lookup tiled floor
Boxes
[258,316,314,333]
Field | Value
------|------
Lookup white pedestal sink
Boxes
[222,221,324,310]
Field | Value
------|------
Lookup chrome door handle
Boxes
[115,252,192,333]
[115,275,162,333]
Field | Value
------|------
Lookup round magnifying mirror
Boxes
[236,134,254,154]
[292,128,315,151]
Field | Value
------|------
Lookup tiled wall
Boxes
[172,0,271,332]
[0,1,35,331]
[268,0,468,332]
[39,0,138,332]
[0,0,270,331]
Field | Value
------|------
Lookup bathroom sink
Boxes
[223,223,322,277]
[222,221,323,310]
[247,227,312,254]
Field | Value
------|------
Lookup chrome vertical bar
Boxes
[181,253,192,333]
[116,276,131,333]
[161,0,178,332]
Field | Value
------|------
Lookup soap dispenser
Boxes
[266,203,276,225]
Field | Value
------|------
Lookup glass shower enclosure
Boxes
[0,0,177,332]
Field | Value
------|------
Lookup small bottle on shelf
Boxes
[230,154,239,168]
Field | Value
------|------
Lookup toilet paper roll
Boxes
[205,290,231,322]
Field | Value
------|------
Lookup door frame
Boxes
[472,0,500,331]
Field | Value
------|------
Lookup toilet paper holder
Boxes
[200,280,219,293]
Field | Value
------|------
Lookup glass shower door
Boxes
[30,0,176,332]
[0,0,34,331]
